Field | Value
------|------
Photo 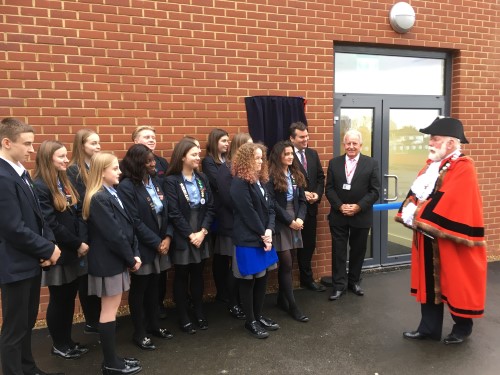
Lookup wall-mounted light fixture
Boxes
[389,2,416,34]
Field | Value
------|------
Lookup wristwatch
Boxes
[201,228,208,235]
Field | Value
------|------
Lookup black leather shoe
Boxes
[84,323,99,334]
[51,346,82,360]
[229,305,246,320]
[180,322,196,334]
[301,281,326,292]
[289,308,309,323]
[328,289,346,301]
[133,337,156,351]
[196,318,208,330]
[403,331,430,340]
[244,320,269,339]
[101,363,142,375]
[71,343,89,355]
[348,283,364,296]
[443,333,467,345]
[147,328,174,340]
[122,358,141,367]
[258,316,280,331]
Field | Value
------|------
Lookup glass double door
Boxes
[333,95,444,266]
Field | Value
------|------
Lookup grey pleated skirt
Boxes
[171,207,210,265]
[41,262,80,287]
[274,201,303,252]
[135,253,171,275]
[88,271,130,297]
[214,234,234,256]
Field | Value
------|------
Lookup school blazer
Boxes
[230,177,275,248]
[164,172,215,251]
[86,188,139,277]
[117,177,173,264]
[267,175,307,231]
[0,159,55,284]
[215,162,234,237]
[67,164,87,203]
[34,179,84,266]
[325,154,380,228]
[296,147,325,217]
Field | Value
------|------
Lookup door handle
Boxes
[384,174,398,202]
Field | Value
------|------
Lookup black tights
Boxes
[174,261,205,325]
[212,254,239,306]
[78,273,101,328]
[128,273,160,340]
[47,279,79,350]
[277,250,298,312]
[239,273,268,323]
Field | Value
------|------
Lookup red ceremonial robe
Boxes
[396,154,487,319]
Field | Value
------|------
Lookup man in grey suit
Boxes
[325,129,380,301]
[289,122,326,292]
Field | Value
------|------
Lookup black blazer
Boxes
[0,159,55,284]
[164,172,215,251]
[67,164,87,203]
[325,154,380,228]
[117,177,173,264]
[34,179,84,266]
[86,188,139,277]
[267,175,307,232]
[230,177,275,248]
[154,154,169,180]
[215,162,234,237]
[296,147,325,217]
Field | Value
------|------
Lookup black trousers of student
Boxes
[174,261,205,324]
[330,224,370,291]
[47,279,79,350]
[0,274,41,375]
[417,302,473,339]
[78,273,101,328]
[297,214,318,285]
[129,272,161,340]
[158,269,167,307]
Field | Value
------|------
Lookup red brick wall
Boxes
[1,0,498,322]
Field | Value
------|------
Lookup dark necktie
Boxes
[300,150,308,173]
[22,170,35,197]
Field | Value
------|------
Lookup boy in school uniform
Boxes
[0,117,62,375]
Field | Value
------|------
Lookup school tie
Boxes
[21,170,35,197]
[300,150,308,173]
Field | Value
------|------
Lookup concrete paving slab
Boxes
[5,262,499,375]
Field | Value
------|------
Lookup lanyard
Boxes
[180,176,206,205]
[345,159,357,180]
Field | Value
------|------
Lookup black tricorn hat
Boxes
[419,117,469,144]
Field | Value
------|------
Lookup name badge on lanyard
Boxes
[342,184,351,190]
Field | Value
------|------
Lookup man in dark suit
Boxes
[0,117,62,375]
[131,125,170,318]
[325,129,380,301]
[289,122,326,292]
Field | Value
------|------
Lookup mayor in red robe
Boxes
[395,117,487,345]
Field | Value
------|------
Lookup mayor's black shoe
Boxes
[122,358,141,367]
[348,283,364,296]
[443,333,467,345]
[403,331,428,340]
[328,289,346,301]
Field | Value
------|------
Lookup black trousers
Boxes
[0,274,41,375]
[330,224,370,290]
[417,303,473,339]
[297,214,318,285]
[129,272,160,340]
